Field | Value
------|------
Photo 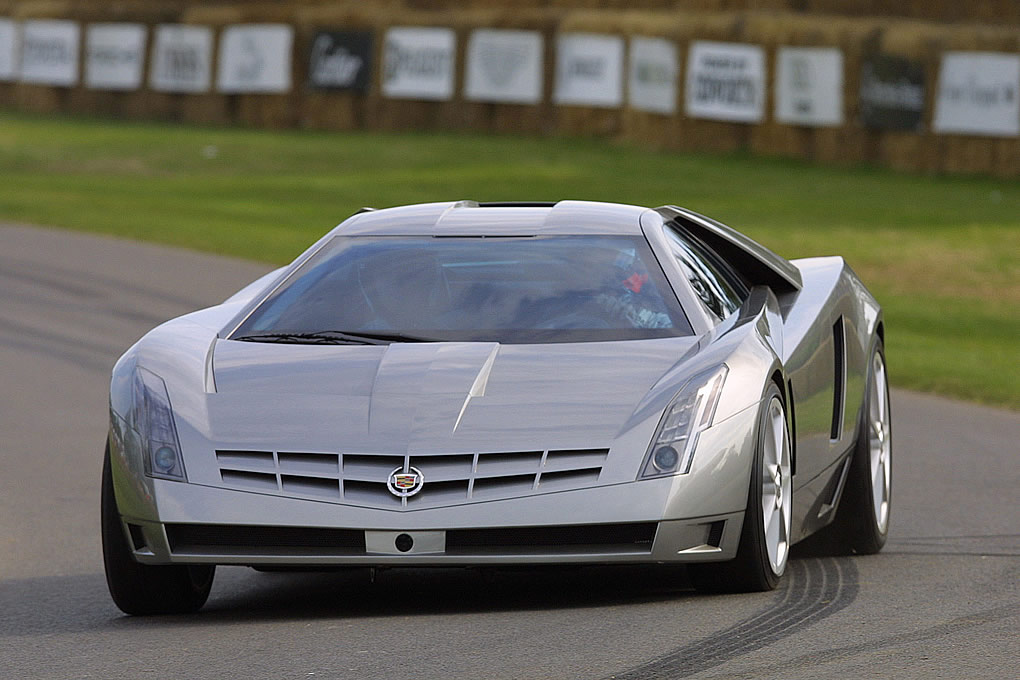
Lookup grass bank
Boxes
[0,112,1016,408]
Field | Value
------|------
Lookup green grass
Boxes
[1,112,1017,409]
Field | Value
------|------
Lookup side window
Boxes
[664,226,745,322]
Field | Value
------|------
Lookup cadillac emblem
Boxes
[387,466,425,498]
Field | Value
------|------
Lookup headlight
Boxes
[132,367,187,481]
[639,364,728,478]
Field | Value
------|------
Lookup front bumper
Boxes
[118,477,745,567]
[109,401,759,568]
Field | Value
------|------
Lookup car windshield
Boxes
[230,235,692,343]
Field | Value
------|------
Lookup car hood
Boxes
[208,338,698,452]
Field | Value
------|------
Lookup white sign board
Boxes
[685,41,765,123]
[217,24,293,94]
[465,29,543,104]
[0,19,18,81]
[382,27,455,101]
[149,24,212,93]
[628,36,677,115]
[933,51,1020,137]
[554,33,624,108]
[774,47,844,127]
[20,20,79,86]
[85,23,146,90]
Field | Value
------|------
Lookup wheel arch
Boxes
[771,370,796,478]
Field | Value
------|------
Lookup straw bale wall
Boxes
[1,0,1017,176]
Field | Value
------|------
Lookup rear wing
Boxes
[654,205,803,294]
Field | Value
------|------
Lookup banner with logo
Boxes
[0,19,18,81]
[859,55,925,131]
[308,30,372,92]
[149,25,212,93]
[85,23,146,91]
[933,52,1019,137]
[20,20,79,86]
[382,27,456,101]
[628,37,677,115]
[685,41,765,123]
[465,29,543,104]
[774,47,843,127]
[217,24,293,94]
[554,33,624,108]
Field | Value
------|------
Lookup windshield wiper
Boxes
[333,330,436,343]
[232,330,436,345]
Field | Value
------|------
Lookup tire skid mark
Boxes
[0,316,122,360]
[0,326,116,374]
[3,283,175,327]
[887,533,1020,557]
[608,558,859,679]
[0,253,214,310]
[0,260,104,300]
[711,603,1019,679]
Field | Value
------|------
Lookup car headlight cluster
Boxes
[639,364,728,478]
[132,367,187,482]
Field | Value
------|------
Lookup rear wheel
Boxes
[823,341,891,554]
[691,384,792,592]
[102,445,214,615]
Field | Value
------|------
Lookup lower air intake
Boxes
[447,522,657,554]
[167,524,365,554]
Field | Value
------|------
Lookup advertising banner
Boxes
[0,19,18,81]
[465,29,543,104]
[85,23,146,91]
[628,37,677,115]
[308,30,373,92]
[217,24,293,94]
[774,47,843,127]
[554,33,624,108]
[933,52,1019,137]
[382,27,455,101]
[20,20,79,86]
[859,55,925,131]
[150,25,212,93]
[685,41,765,123]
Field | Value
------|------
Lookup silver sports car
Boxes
[103,200,891,614]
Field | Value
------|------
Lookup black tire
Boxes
[690,384,791,593]
[817,340,891,555]
[102,444,215,615]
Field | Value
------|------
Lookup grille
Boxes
[214,448,609,508]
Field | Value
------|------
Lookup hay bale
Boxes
[877,20,1019,176]
[180,92,230,125]
[992,139,1019,178]
[446,8,561,135]
[659,10,761,155]
[761,14,883,167]
[292,3,384,132]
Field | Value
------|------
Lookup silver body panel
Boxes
[108,201,882,567]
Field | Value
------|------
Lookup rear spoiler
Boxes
[654,205,802,294]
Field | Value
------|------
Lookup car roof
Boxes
[333,200,650,237]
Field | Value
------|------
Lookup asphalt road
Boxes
[1,223,1017,679]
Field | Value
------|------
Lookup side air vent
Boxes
[831,316,846,441]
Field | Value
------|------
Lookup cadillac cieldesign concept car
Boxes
[102,201,891,614]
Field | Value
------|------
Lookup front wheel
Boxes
[691,384,792,592]
[102,445,215,615]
